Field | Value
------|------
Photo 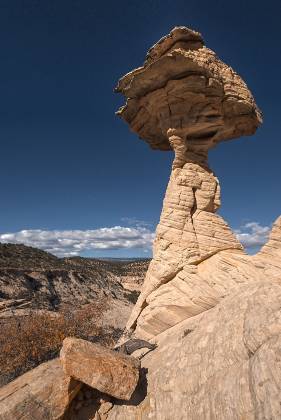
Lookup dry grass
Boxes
[0,300,119,386]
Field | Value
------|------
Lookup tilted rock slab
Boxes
[108,281,281,419]
[60,337,140,400]
[0,358,80,420]
[135,216,281,339]
[115,26,281,340]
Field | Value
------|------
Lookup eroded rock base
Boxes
[108,281,281,420]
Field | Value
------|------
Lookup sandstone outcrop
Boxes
[115,26,281,341]
[0,358,80,419]
[60,337,140,400]
[106,26,281,420]
[131,216,281,340]
[108,281,281,420]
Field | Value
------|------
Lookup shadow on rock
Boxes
[113,367,148,407]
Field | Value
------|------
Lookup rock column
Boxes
[115,26,262,339]
[125,130,242,336]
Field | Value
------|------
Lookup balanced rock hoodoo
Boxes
[116,26,281,342]
[107,28,281,419]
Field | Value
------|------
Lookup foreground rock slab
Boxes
[0,358,80,420]
[60,337,140,400]
[108,281,281,419]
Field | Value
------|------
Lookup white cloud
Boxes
[120,217,153,228]
[0,226,155,257]
[234,222,271,249]
[1,220,271,257]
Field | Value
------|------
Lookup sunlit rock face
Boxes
[108,281,281,420]
[115,26,261,151]
[115,26,279,341]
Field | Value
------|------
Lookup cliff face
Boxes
[0,244,149,315]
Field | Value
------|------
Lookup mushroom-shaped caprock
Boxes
[116,26,262,152]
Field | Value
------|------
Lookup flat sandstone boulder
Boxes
[60,337,140,400]
[0,358,80,420]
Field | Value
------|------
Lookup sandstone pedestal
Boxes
[116,26,264,340]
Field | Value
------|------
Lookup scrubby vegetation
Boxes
[124,289,140,304]
[0,300,122,386]
[0,243,148,386]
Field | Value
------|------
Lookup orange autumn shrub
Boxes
[0,300,118,386]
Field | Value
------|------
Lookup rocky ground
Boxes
[0,243,149,386]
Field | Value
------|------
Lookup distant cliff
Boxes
[0,243,149,313]
[0,243,149,385]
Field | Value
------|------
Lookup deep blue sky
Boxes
[0,0,280,257]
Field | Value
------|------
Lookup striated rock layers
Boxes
[116,26,281,341]
[108,281,281,420]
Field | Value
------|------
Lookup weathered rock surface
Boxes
[115,26,281,341]
[60,337,140,400]
[254,215,281,272]
[116,26,261,151]
[131,216,281,340]
[0,358,80,419]
[108,281,281,419]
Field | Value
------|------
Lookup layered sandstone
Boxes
[108,281,281,420]
[115,26,261,151]
[116,26,265,339]
[136,217,281,340]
